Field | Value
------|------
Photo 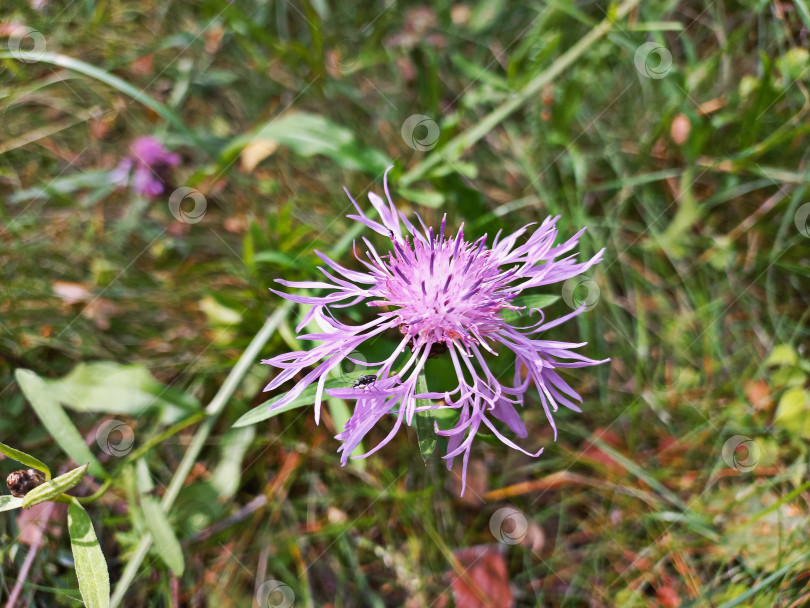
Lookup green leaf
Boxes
[765,344,799,368]
[140,496,185,575]
[44,362,198,422]
[0,495,24,512]
[210,426,256,499]
[23,464,88,508]
[774,387,810,438]
[233,377,347,427]
[0,51,206,153]
[67,499,111,608]
[397,187,445,208]
[223,112,391,175]
[0,442,51,480]
[415,373,437,463]
[15,369,105,479]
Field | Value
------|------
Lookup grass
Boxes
[2,0,810,606]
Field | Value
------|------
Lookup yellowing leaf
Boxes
[774,387,810,438]
[765,344,799,368]
[240,138,279,172]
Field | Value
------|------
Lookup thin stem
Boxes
[400,0,644,186]
[110,302,292,608]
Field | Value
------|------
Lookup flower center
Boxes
[368,231,514,349]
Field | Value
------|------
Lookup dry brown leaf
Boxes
[130,54,154,75]
[240,139,279,172]
[656,586,681,607]
[745,379,772,411]
[670,113,691,145]
[449,545,513,608]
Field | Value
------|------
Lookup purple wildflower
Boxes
[112,136,180,198]
[262,167,607,493]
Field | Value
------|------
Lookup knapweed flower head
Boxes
[263,168,607,494]
[111,136,180,198]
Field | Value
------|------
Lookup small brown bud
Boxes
[7,469,45,498]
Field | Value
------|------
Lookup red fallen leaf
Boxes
[130,53,154,75]
[656,586,681,607]
[448,545,513,608]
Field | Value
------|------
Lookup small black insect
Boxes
[352,374,378,389]
[7,469,44,498]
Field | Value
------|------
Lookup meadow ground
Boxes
[1,0,810,606]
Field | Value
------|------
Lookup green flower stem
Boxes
[110,301,292,608]
[400,0,644,186]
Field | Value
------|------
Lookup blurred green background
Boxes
[2,0,810,606]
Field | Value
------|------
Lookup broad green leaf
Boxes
[15,369,105,478]
[765,344,799,367]
[233,377,347,427]
[67,499,111,608]
[210,426,255,499]
[44,362,199,421]
[23,464,88,508]
[415,373,437,463]
[0,442,51,480]
[140,496,185,575]
[0,495,24,512]
[774,387,810,438]
[397,187,445,208]
[223,112,390,175]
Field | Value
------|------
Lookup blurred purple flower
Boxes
[112,136,180,198]
[263,168,607,493]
